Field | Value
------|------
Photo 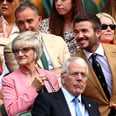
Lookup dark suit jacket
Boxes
[31,89,100,116]
[75,43,116,116]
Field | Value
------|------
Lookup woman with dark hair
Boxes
[40,0,84,55]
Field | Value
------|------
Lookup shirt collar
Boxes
[1,15,8,24]
[83,43,105,59]
[61,87,82,103]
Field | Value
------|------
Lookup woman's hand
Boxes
[31,75,46,92]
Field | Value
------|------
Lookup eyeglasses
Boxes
[101,24,116,30]
[13,47,34,55]
[69,72,87,78]
[0,0,13,3]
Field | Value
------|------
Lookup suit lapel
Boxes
[36,33,55,68]
[41,33,58,66]
[75,50,107,99]
[82,96,95,115]
[102,44,116,100]
[54,89,71,116]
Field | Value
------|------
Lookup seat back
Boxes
[16,111,31,116]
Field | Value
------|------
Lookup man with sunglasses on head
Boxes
[74,12,116,116]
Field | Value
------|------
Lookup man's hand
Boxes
[110,103,116,110]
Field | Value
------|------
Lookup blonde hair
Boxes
[96,12,116,43]
[96,12,116,24]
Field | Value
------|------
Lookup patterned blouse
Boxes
[40,18,77,55]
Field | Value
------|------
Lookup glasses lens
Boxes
[22,47,33,53]
[109,25,116,30]
[101,24,116,30]
[13,47,34,55]
[0,0,13,2]
[101,24,108,30]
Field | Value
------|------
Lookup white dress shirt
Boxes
[83,43,112,95]
[61,87,89,116]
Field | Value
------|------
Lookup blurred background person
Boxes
[0,0,24,107]
[40,0,84,55]
[101,0,116,22]
[2,31,59,116]
[0,0,22,39]
[96,12,116,44]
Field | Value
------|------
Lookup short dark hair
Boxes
[74,12,101,31]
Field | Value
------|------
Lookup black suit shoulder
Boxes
[32,89,71,116]
[82,96,100,116]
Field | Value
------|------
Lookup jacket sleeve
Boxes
[31,93,51,116]
[2,73,38,116]
[4,42,19,72]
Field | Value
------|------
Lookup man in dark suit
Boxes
[31,57,100,116]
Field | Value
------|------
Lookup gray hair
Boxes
[12,31,43,63]
[15,2,39,19]
[61,57,88,75]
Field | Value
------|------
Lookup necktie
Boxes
[40,51,49,70]
[91,54,110,100]
[73,97,82,116]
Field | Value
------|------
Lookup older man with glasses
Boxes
[32,57,100,116]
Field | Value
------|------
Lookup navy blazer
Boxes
[32,89,100,116]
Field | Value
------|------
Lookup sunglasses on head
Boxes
[101,24,116,30]
[0,0,14,2]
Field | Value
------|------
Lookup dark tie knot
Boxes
[91,53,97,60]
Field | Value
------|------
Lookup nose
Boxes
[56,0,62,5]
[75,32,84,40]
[78,32,84,38]
[24,22,29,30]
[77,73,84,79]
[107,26,112,31]
[2,0,7,4]
[17,50,24,56]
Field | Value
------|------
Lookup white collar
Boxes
[83,43,105,59]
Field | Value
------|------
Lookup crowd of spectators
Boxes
[0,0,116,116]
